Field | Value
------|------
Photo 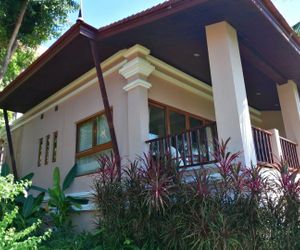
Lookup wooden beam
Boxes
[89,40,121,180]
[239,42,286,83]
[3,109,18,179]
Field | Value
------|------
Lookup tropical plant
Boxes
[0,174,50,249]
[15,191,46,229]
[293,21,300,36]
[47,165,88,230]
[40,230,104,250]
[92,139,300,249]
[264,162,300,249]
[1,163,47,230]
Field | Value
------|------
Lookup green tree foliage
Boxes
[293,22,300,36]
[0,0,79,88]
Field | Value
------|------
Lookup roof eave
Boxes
[0,20,98,108]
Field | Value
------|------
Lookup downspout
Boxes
[88,40,121,180]
[3,109,18,179]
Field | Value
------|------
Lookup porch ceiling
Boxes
[0,0,299,113]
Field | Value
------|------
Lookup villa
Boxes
[0,0,299,230]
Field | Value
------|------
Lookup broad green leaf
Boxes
[1,163,10,176]
[53,167,61,191]
[31,185,48,193]
[19,172,34,182]
[62,164,77,191]
[15,194,26,204]
[48,189,60,208]
[22,195,34,218]
[32,192,45,213]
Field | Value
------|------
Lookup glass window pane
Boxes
[78,121,93,152]
[190,117,203,129]
[76,149,113,176]
[52,131,58,163]
[149,106,166,139]
[96,115,111,145]
[170,111,186,135]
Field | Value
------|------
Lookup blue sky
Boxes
[272,0,300,26]
[43,0,299,48]
[43,0,165,47]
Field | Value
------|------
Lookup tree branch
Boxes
[0,40,19,87]
[0,0,29,83]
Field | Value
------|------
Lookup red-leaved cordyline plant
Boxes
[213,138,242,180]
[191,168,211,199]
[212,138,246,200]
[139,153,174,214]
[273,163,300,200]
[212,138,268,202]
[123,159,143,184]
[229,162,248,195]
[243,165,266,197]
[91,139,300,249]
[96,152,119,185]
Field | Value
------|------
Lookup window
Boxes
[44,135,50,165]
[38,138,43,167]
[149,101,209,138]
[76,111,112,176]
[148,101,215,165]
[169,111,186,135]
[149,105,166,139]
[190,117,204,129]
[52,131,58,163]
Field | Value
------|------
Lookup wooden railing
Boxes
[280,137,300,168]
[252,127,274,164]
[146,123,218,168]
[146,123,299,169]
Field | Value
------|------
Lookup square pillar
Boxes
[277,80,300,157]
[119,45,155,161]
[268,129,283,163]
[205,21,257,166]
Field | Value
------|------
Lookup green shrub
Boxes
[1,163,47,231]
[92,140,300,250]
[0,174,50,249]
[40,231,102,250]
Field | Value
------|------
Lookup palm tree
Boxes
[293,22,300,36]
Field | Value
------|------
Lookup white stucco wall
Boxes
[12,71,128,194]
[149,75,215,121]
[260,111,285,137]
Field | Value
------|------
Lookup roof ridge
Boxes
[98,0,179,32]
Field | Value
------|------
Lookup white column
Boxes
[119,45,155,161]
[268,129,283,163]
[205,21,257,166]
[277,80,300,157]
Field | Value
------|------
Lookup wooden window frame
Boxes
[149,99,211,136]
[37,138,43,167]
[52,131,58,163]
[75,110,113,160]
